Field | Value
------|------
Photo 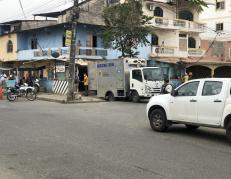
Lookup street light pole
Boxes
[67,0,79,101]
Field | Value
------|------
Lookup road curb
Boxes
[37,97,106,104]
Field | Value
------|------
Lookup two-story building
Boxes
[197,0,231,78]
[0,22,18,74]
[0,0,206,92]
[141,0,205,80]
[0,0,119,92]
[106,0,206,80]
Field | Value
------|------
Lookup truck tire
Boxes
[226,122,231,143]
[185,125,199,130]
[132,91,140,103]
[107,92,115,102]
[149,108,167,132]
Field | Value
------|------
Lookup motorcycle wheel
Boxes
[34,85,39,93]
[26,91,36,101]
[7,92,17,102]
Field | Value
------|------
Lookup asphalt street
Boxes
[0,100,230,179]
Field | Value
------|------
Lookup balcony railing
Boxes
[151,46,205,58]
[147,16,205,33]
[151,46,177,57]
[17,47,108,61]
[188,48,204,57]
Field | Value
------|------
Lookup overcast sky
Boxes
[0,0,73,23]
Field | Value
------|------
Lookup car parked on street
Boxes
[147,78,231,143]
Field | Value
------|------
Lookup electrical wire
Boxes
[1,0,228,64]
[18,0,44,51]
[1,0,71,22]
[188,32,220,65]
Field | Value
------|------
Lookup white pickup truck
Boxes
[146,78,231,143]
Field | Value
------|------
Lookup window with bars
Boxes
[216,23,223,31]
[31,38,38,49]
[216,1,225,10]
[7,40,13,53]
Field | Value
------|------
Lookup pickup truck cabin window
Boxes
[176,81,199,96]
[202,81,223,96]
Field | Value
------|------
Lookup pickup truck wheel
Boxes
[132,91,140,103]
[226,122,231,143]
[185,125,199,130]
[149,109,167,132]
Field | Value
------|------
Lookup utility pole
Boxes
[67,0,79,101]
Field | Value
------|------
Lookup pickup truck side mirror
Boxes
[171,89,178,97]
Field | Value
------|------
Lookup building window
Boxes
[216,1,225,10]
[31,38,38,49]
[179,10,193,21]
[62,35,66,47]
[93,35,97,47]
[216,23,223,31]
[188,37,196,48]
[151,34,159,46]
[7,40,13,53]
[154,7,163,17]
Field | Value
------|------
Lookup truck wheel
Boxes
[132,91,140,103]
[107,92,115,102]
[149,108,167,132]
[185,125,199,130]
[226,122,231,143]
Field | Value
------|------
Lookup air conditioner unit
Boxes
[149,4,155,11]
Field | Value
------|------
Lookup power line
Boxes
[189,32,220,65]
[1,0,70,22]
[18,0,28,22]
[18,0,44,52]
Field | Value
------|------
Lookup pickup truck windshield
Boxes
[143,68,163,81]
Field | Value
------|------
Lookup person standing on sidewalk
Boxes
[160,79,173,94]
[83,73,89,96]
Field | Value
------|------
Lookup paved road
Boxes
[0,100,230,179]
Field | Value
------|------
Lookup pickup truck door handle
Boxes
[214,99,222,103]
[190,99,197,102]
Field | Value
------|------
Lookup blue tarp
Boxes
[5,80,17,88]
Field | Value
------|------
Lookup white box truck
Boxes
[88,58,164,102]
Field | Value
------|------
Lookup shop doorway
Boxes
[77,65,88,92]
[214,66,231,78]
[187,65,211,79]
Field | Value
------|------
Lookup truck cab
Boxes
[130,67,164,102]
[146,78,231,143]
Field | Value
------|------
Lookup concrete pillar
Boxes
[210,66,216,78]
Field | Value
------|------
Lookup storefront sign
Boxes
[56,65,65,73]
[65,30,72,47]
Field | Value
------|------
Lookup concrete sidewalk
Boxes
[37,93,106,103]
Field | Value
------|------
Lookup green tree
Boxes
[102,0,207,57]
[183,0,208,12]
[102,0,151,57]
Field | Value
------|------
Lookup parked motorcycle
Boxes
[7,83,36,102]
